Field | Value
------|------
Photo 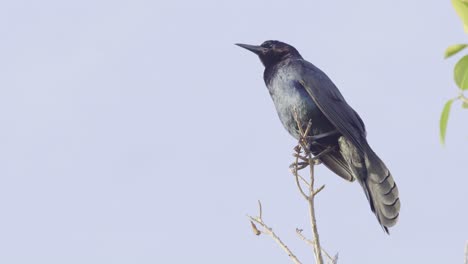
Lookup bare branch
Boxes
[293,153,309,162]
[298,174,310,186]
[303,120,313,141]
[246,108,340,264]
[465,241,468,264]
[292,107,305,136]
[459,92,468,104]
[291,107,340,263]
[250,221,261,236]
[291,143,310,200]
[322,250,337,264]
[258,200,262,220]
[296,228,314,245]
[296,228,337,264]
[306,174,324,264]
[313,184,326,196]
[295,111,325,264]
[247,201,302,264]
[331,253,339,264]
[293,170,310,200]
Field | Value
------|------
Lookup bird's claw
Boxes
[293,145,302,153]
[289,161,309,171]
[293,153,309,162]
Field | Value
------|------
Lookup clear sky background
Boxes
[0,0,467,263]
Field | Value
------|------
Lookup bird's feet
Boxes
[289,161,310,171]
[289,145,323,171]
[289,145,334,171]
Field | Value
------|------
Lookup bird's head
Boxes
[236,40,302,68]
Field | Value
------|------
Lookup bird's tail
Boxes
[362,145,400,233]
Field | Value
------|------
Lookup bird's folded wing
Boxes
[310,144,355,182]
[296,61,367,154]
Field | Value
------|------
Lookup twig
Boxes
[297,174,310,186]
[258,200,262,219]
[306,160,324,264]
[464,241,468,264]
[247,201,302,264]
[459,92,468,104]
[246,108,339,264]
[291,110,325,264]
[296,228,337,264]
[322,250,337,264]
[292,147,310,200]
[313,185,326,196]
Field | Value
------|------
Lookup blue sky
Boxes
[0,0,467,263]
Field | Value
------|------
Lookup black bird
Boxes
[236,40,400,233]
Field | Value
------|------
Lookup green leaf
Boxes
[454,55,468,90]
[452,0,468,33]
[445,44,468,58]
[463,101,468,108]
[440,99,454,144]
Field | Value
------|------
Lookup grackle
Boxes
[236,40,400,233]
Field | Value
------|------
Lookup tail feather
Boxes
[365,148,400,232]
[338,136,400,233]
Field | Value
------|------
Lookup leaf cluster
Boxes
[440,0,468,144]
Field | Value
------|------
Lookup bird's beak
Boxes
[235,43,265,55]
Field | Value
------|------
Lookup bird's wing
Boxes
[296,60,367,154]
[310,144,355,182]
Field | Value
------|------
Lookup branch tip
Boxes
[250,221,261,236]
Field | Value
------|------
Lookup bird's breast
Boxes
[266,68,335,140]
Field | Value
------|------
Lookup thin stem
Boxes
[297,229,337,264]
[258,200,263,220]
[292,108,325,264]
[460,93,468,104]
[307,152,324,264]
[247,201,302,264]
[247,108,338,264]
[464,241,468,264]
[313,184,326,196]
[293,150,310,200]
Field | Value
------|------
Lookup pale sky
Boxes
[0,0,467,263]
